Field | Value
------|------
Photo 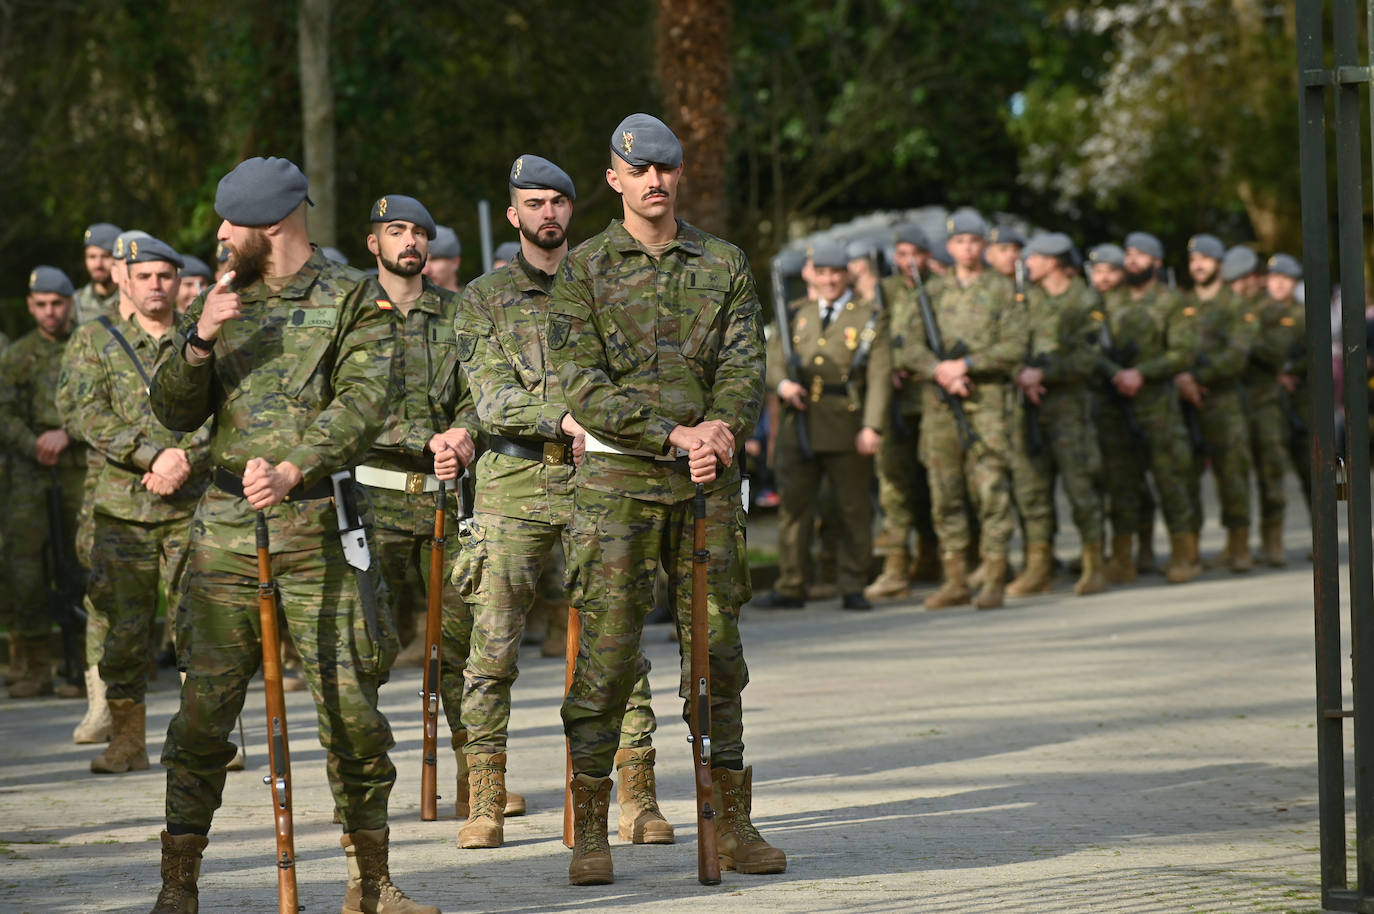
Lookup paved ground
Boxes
[0,478,1342,914]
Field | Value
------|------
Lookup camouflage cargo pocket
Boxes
[448,521,487,602]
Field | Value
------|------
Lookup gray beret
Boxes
[1187,233,1226,261]
[29,265,74,296]
[509,154,577,200]
[1124,231,1164,260]
[321,246,349,265]
[894,223,930,249]
[1220,246,1259,282]
[215,156,313,227]
[83,222,122,253]
[369,194,437,239]
[1267,253,1302,279]
[430,225,461,258]
[610,113,683,168]
[493,241,521,264]
[1025,232,1074,258]
[845,240,877,262]
[808,240,849,270]
[112,230,153,261]
[989,225,1026,247]
[179,254,214,280]
[1088,243,1126,268]
[931,241,954,266]
[215,240,230,263]
[946,207,989,239]
[125,236,184,269]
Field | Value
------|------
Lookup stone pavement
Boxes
[0,491,1336,913]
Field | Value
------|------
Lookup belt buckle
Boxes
[543,442,568,466]
[405,472,426,495]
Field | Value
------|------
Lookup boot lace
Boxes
[576,786,611,853]
[623,762,662,816]
[723,780,765,845]
[469,764,504,819]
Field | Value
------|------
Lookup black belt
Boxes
[488,434,574,467]
[213,466,333,502]
[802,381,849,396]
[107,458,142,475]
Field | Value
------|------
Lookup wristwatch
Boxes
[185,325,215,355]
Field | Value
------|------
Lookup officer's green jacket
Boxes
[0,327,88,470]
[1097,285,1195,381]
[456,253,575,524]
[56,314,210,523]
[764,292,891,452]
[74,283,120,325]
[547,218,765,505]
[899,267,1022,383]
[1025,277,1103,389]
[149,249,398,555]
[1175,287,1254,390]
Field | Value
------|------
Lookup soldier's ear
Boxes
[366,234,380,257]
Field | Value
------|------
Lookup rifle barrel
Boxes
[419,479,446,821]
[691,483,721,886]
[255,511,298,914]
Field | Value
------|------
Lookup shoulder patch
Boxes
[455,333,477,362]
[1280,316,1296,327]
[1181,306,1197,318]
[548,315,572,350]
[1090,310,1105,322]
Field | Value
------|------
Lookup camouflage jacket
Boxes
[1174,287,1255,391]
[765,292,891,452]
[56,314,211,523]
[880,273,923,416]
[1098,284,1195,383]
[149,248,398,555]
[0,327,88,471]
[547,218,765,505]
[73,283,120,325]
[1246,295,1304,402]
[362,280,478,536]
[456,253,576,525]
[1025,277,1103,391]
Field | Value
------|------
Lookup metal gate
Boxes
[1298,1,1374,909]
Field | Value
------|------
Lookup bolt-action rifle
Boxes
[771,255,813,459]
[255,511,298,914]
[1084,267,1146,445]
[911,268,978,451]
[1014,260,1046,457]
[419,475,449,821]
[689,483,722,885]
[42,468,86,691]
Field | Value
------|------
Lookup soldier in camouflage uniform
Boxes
[865,223,941,601]
[74,223,122,324]
[1268,255,1311,544]
[1007,233,1108,597]
[57,237,212,775]
[146,157,436,914]
[548,114,786,886]
[896,208,1022,610]
[1099,232,1201,585]
[454,155,669,850]
[0,267,88,699]
[984,225,1025,279]
[754,239,889,611]
[1175,234,1256,572]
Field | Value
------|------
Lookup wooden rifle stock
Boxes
[561,602,582,847]
[419,478,446,821]
[255,511,298,914]
[690,484,722,885]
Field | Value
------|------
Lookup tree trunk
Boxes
[299,0,336,246]
[656,0,732,236]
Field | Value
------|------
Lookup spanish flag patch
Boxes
[1182,306,1197,317]
[1280,316,1296,327]
[376,299,394,311]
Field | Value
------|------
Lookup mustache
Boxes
[642,189,668,201]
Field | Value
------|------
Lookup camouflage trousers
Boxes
[1009,388,1104,548]
[1247,388,1289,526]
[6,461,85,637]
[1099,384,1197,536]
[919,385,1014,558]
[562,486,751,777]
[453,512,656,756]
[1188,387,1252,531]
[876,409,935,552]
[773,442,874,596]
[163,537,399,834]
[90,513,191,702]
[372,523,472,738]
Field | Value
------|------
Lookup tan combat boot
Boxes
[1165,532,1201,584]
[863,550,912,601]
[3,635,26,687]
[711,766,787,874]
[568,773,614,885]
[1105,534,1136,584]
[341,827,440,914]
[1074,543,1108,596]
[1224,526,1253,573]
[615,747,674,844]
[974,555,1008,610]
[1005,542,1054,597]
[8,637,54,698]
[91,698,150,774]
[73,666,112,744]
[149,830,208,914]
[909,534,942,582]
[1261,520,1287,567]
[541,601,569,658]
[924,552,972,610]
[458,753,507,848]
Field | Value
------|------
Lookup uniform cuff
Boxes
[132,442,163,471]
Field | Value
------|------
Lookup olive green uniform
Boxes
[1244,294,1294,527]
[73,282,120,325]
